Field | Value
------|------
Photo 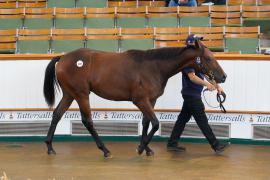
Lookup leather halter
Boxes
[195,44,215,81]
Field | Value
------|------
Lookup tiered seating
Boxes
[0,6,226,29]
[0,6,269,29]
[0,0,268,54]
[76,0,107,8]
[243,5,270,18]
[116,7,146,28]
[0,0,17,8]
[147,6,211,28]
[154,26,225,51]
[24,8,53,29]
[225,26,260,53]
[47,0,75,8]
[54,7,85,29]
[210,6,241,26]
[108,1,137,7]
[138,0,165,6]
[179,6,210,27]
[85,7,115,28]
[154,27,189,48]
[51,28,85,53]
[147,7,179,27]
[108,0,165,7]
[0,29,17,53]
[17,29,50,53]
[190,27,225,51]
[227,0,257,5]
[18,0,46,8]
[0,8,23,29]
[0,0,108,9]
[244,0,257,5]
[0,0,46,8]
[86,28,119,52]
[119,27,154,51]
[0,0,269,7]
[258,0,270,5]
[0,27,261,54]
[242,6,270,33]
[0,0,165,8]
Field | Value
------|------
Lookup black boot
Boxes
[213,142,230,154]
[167,143,186,152]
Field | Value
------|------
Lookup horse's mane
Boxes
[127,46,193,62]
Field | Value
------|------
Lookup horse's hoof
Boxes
[136,145,145,155]
[145,146,154,156]
[146,150,154,156]
[47,149,56,155]
[104,152,113,159]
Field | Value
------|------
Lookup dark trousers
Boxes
[168,95,219,149]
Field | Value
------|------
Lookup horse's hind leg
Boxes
[141,116,154,156]
[141,100,156,156]
[45,94,73,155]
[76,97,111,158]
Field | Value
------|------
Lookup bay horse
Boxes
[43,37,226,158]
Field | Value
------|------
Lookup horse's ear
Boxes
[195,37,203,49]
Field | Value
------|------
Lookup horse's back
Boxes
[56,48,118,71]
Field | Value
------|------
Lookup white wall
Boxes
[1,59,270,112]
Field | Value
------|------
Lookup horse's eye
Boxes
[206,58,212,62]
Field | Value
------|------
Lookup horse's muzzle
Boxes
[221,74,227,83]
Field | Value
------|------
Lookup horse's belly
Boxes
[91,85,131,101]
[89,68,134,101]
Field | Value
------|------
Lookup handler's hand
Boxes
[217,86,224,95]
[179,0,188,3]
[206,83,216,91]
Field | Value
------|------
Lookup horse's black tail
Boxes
[43,56,62,107]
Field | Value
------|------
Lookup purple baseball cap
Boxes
[185,34,197,46]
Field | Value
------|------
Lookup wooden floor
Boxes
[0,142,270,180]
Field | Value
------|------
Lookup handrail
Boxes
[0,108,270,115]
[0,53,270,61]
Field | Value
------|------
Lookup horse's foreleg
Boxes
[77,97,111,158]
[136,99,159,155]
[45,94,73,155]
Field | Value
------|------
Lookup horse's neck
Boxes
[157,51,194,80]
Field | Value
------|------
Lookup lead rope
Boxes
[203,89,227,113]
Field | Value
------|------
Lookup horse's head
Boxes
[188,36,227,83]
